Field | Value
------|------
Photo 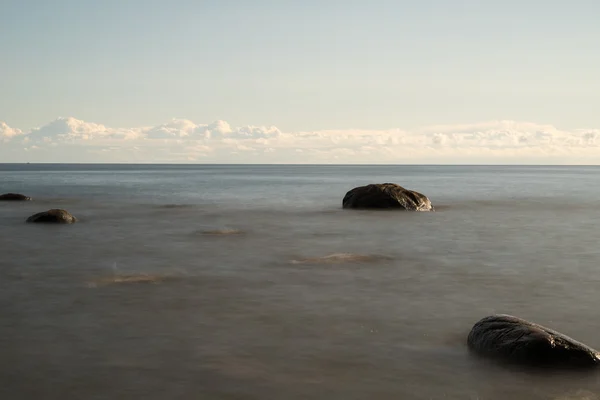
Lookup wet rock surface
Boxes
[342,183,433,211]
[0,193,31,201]
[26,209,77,224]
[467,314,600,368]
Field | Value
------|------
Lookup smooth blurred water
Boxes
[1,164,600,399]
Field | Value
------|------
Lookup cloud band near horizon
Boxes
[1,117,599,164]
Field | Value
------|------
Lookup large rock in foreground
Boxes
[26,209,77,224]
[467,314,600,368]
[342,183,433,211]
[0,193,31,201]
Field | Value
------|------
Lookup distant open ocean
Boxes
[2,164,600,399]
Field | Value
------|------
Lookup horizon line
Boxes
[1,163,599,167]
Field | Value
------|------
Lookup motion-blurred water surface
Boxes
[1,164,600,399]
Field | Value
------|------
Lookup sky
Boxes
[1,0,599,164]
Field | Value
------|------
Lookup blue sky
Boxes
[1,0,599,163]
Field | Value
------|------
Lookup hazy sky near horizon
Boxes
[1,0,600,163]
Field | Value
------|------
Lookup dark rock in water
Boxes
[0,193,31,201]
[342,183,433,211]
[467,314,600,368]
[26,209,77,224]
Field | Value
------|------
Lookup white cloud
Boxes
[1,117,599,164]
[145,119,199,139]
[29,117,108,140]
[0,121,22,139]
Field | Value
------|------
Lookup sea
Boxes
[1,164,600,400]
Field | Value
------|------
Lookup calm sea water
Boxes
[2,164,600,400]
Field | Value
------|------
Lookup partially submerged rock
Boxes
[291,253,391,265]
[26,209,77,224]
[201,229,244,236]
[342,183,433,211]
[88,274,174,287]
[467,314,600,368]
[0,193,31,201]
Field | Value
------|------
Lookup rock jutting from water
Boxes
[0,193,31,201]
[26,209,77,224]
[467,314,600,368]
[342,183,433,211]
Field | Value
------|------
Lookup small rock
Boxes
[467,314,600,368]
[0,193,31,201]
[26,209,77,224]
